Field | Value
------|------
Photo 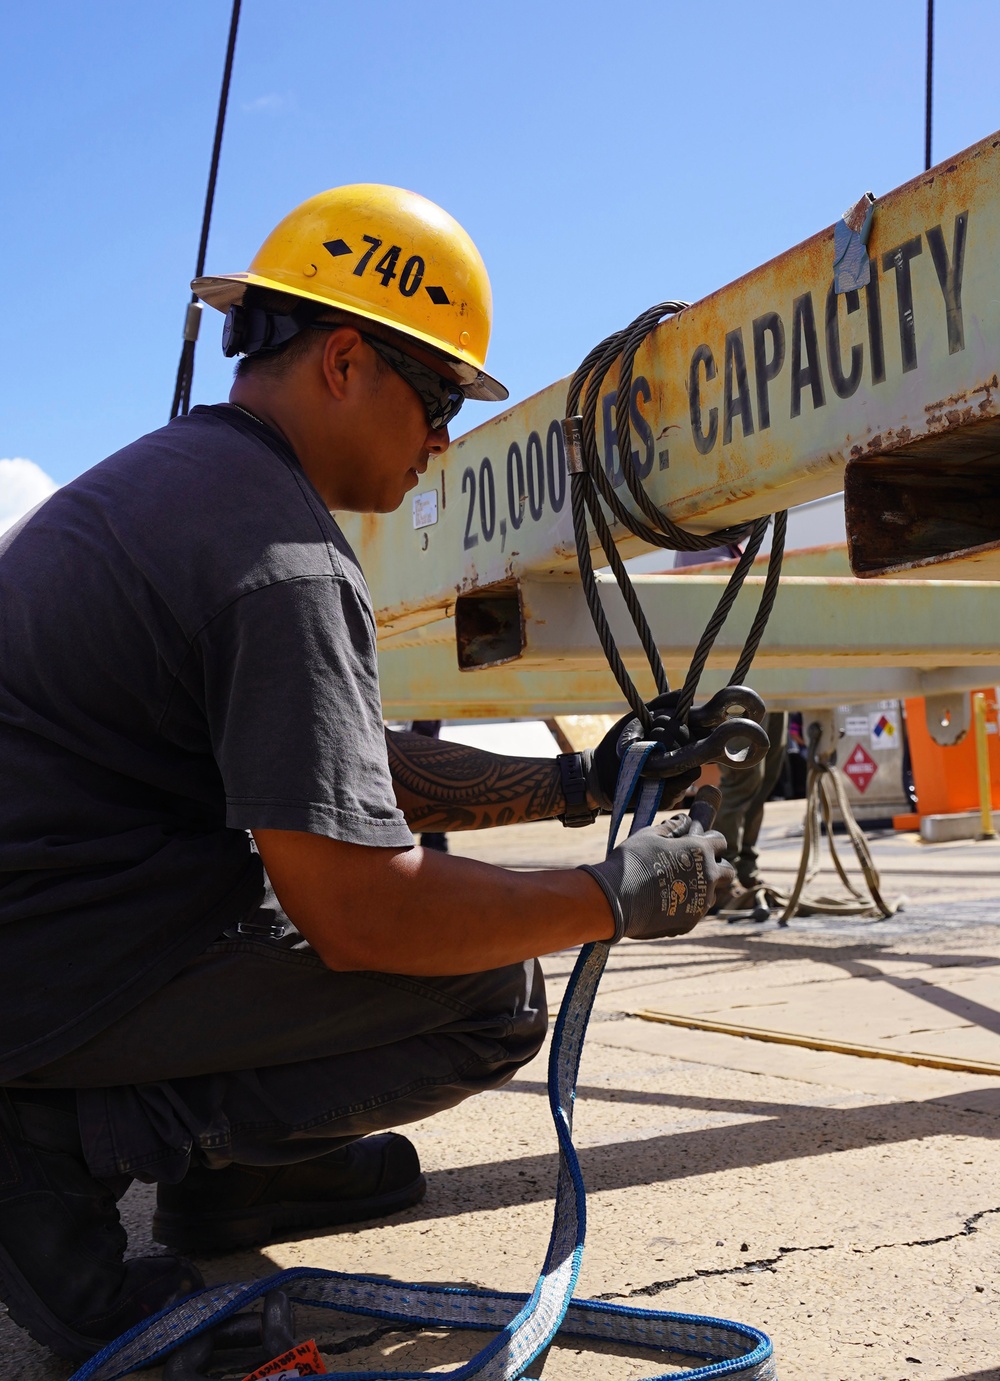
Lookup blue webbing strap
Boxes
[68,743,774,1381]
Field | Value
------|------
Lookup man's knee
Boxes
[464,961,544,1055]
[448,957,547,1069]
[501,956,548,1066]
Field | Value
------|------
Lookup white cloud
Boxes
[0,458,58,536]
[242,92,284,113]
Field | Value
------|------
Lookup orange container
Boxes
[904,689,1000,817]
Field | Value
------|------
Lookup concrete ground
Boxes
[5,801,1000,1380]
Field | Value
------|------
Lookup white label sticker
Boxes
[844,716,869,737]
[412,490,438,529]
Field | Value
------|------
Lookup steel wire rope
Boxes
[569,468,659,725]
[730,508,787,687]
[610,309,790,708]
[565,301,788,737]
[169,0,242,420]
[609,307,789,710]
[673,514,770,722]
[774,724,896,926]
[924,0,934,171]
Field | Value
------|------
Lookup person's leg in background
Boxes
[715,711,789,890]
[730,711,790,887]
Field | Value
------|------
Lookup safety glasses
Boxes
[361,334,466,431]
[305,321,466,430]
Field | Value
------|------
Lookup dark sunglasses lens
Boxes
[432,390,465,430]
[366,335,464,430]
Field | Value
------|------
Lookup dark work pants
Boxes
[11,925,547,1187]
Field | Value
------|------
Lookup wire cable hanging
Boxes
[924,0,935,171]
[563,302,788,736]
[169,0,242,420]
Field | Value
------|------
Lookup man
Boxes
[0,184,733,1361]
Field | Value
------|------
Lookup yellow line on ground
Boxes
[631,1009,1000,1077]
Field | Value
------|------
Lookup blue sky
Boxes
[1,0,997,499]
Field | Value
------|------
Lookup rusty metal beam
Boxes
[342,128,1000,635]
[377,575,1000,719]
[378,647,999,720]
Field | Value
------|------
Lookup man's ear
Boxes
[320,327,365,401]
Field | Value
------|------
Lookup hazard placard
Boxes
[843,743,879,794]
[868,707,900,751]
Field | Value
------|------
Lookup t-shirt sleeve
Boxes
[198,574,413,847]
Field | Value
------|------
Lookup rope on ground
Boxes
[775,722,899,926]
[713,723,900,927]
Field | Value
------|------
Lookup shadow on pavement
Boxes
[389,1088,1000,1217]
[598,930,1000,1042]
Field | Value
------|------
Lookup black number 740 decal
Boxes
[328,232,448,305]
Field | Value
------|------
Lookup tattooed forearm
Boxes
[386,728,566,831]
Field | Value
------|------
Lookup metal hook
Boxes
[688,685,767,733]
[642,716,771,777]
[163,1290,295,1381]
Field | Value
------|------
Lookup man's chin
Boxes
[376,487,411,514]
[340,475,417,515]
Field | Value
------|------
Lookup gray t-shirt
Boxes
[0,404,412,1080]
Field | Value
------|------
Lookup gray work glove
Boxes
[580,810,734,941]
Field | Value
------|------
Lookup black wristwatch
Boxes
[557,752,598,828]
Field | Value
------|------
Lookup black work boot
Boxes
[153,1132,425,1254]
[0,1089,203,1361]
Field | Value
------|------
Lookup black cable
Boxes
[582,469,670,701]
[924,0,934,171]
[566,302,787,735]
[674,516,770,722]
[170,0,242,420]
[570,304,748,554]
[730,508,787,687]
[570,472,649,725]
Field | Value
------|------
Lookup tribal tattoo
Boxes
[385,728,566,831]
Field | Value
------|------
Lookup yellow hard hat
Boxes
[193,183,507,402]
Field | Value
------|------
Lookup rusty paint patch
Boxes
[454,580,524,670]
[846,444,1000,577]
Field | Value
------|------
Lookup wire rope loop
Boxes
[564,299,787,740]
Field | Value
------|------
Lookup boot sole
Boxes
[151,1171,427,1255]
[0,1240,120,1362]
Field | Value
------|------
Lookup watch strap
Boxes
[557,751,598,828]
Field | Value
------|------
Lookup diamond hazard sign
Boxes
[843,743,878,794]
[868,708,899,750]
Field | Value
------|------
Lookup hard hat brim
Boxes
[192,272,508,403]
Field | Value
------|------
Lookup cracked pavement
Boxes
[3,803,999,1379]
